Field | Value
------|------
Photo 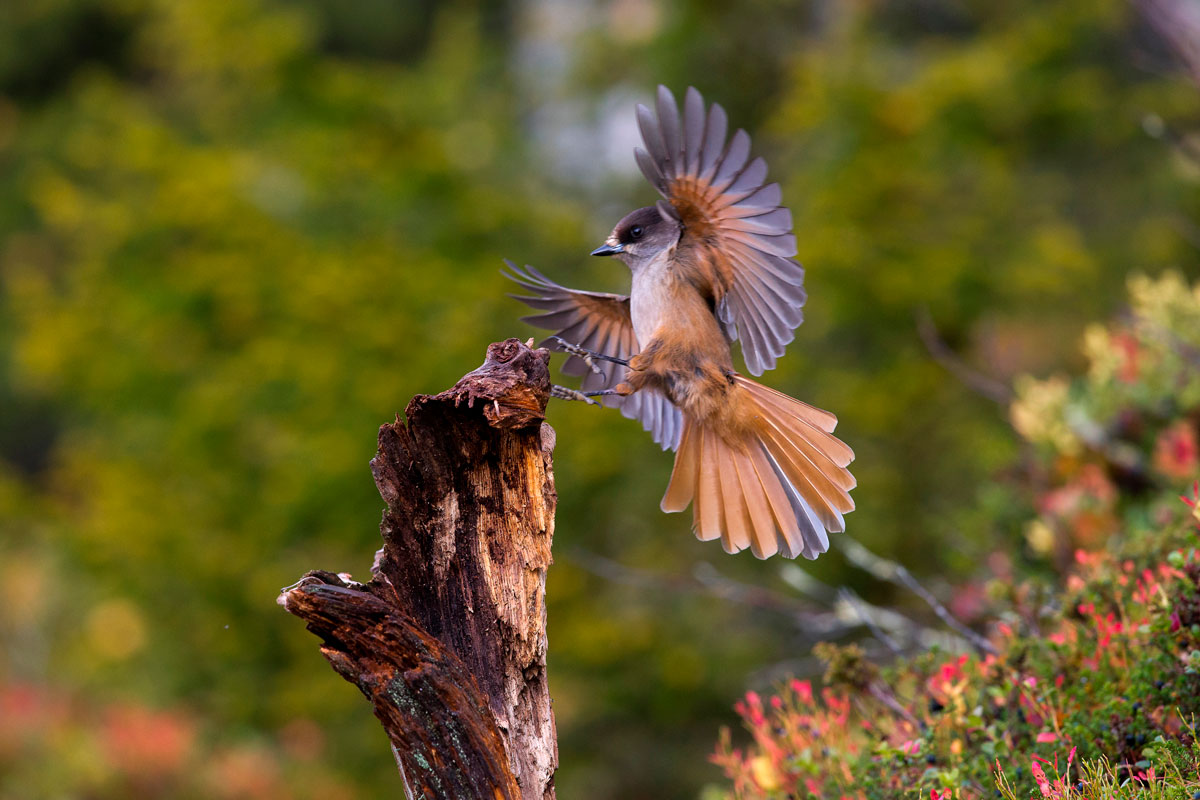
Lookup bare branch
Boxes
[566,549,856,639]
[838,587,903,657]
[839,536,998,656]
[916,306,1013,405]
[779,564,971,653]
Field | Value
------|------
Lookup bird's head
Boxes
[591,204,682,271]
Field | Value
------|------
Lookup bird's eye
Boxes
[629,225,644,240]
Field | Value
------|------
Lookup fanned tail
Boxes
[660,375,856,559]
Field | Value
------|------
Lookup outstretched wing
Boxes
[503,262,683,450]
[635,85,806,376]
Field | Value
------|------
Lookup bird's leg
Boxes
[551,385,598,405]
[549,386,631,405]
[546,336,630,375]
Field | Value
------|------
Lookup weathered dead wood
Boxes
[281,573,521,797]
[279,338,558,799]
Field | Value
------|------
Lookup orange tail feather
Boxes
[661,375,856,559]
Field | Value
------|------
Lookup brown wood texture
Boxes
[279,339,559,799]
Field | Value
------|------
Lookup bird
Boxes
[505,85,855,560]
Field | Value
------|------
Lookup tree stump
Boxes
[278,338,558,799]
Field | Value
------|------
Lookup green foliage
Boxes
[713,274,1200,798]
[1,0,1199,798]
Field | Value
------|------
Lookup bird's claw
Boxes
[551,385,597,405]
[580,352,605,379]
[546,336,627,374]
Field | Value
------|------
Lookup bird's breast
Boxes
[629,256,677,349]
[629,284,671,352]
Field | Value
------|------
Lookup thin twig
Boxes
[567,549,854,638]
[691,561,823,612]
[779,564,972,654]
[866,682,924,731]
[838,587,903,657]
[839,536,998,655]
[570,547,975,656]
[915,306,1013,405]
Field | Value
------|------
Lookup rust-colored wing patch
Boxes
[635,86,807,376]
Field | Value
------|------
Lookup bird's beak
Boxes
[591,241,624,257]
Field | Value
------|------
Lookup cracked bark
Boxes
[279,338,558,799]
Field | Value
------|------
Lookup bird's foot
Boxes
[551,385,597,405]
[550,386,628,405]
[546,336,629,376]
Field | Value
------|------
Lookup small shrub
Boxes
[714,273,1200,798]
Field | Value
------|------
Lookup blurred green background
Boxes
[2,0,1199,797]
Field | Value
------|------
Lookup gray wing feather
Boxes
[713,130,751,190]
[636,104,668,168]
[504,262,683,450]
[700,102,728,179]
[726,157,769,197]
[656,85,682,175]
[683,87,705,175]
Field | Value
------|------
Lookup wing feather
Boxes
[723,208,793,235]
[700,102,728,179]
[683,87,705,175]
[656,85,683,173]
[504,261,683,450]
[734,182,782,212]
[634,146,664,187]
[713,130,752,190]
[637,104,668,167]
[726,157,769,197]
[635,86,808,376]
